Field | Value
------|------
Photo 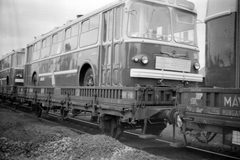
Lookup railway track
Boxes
[1,102,239,160]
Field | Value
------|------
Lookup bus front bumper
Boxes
[130,69,203,82]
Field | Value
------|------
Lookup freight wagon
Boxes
[177,0,240,148]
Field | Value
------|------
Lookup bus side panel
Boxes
[0,70,10,85]
[53,47,99,86]
[25,62,39,86]
[39,59,52,86]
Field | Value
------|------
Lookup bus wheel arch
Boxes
[6,76,9,85]
[79,63,95,86]
[32,72,37,86]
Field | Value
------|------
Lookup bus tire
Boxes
[83,68,94,86]
[32,72,37,86]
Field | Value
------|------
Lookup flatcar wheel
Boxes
[196,131,217,144]
[60,108,69,120]
[14,104,18,110]
[42,107,50,117]
[35,105,42,117]
[28,102,34,112]
[71,109,81,117]
[114,126,124,140]
[109,119,123,140]
[90,116,98,122]
[110,119,117,138]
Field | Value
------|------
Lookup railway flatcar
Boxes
[0,0,202,140]
[177,0,240,148]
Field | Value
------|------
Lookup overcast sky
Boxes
[0,0,207,67]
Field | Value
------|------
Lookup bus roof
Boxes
[1,48,25,59]
[27,0,196,45]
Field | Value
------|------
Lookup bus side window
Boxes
[27,46,33,63]
[12,53,16,68]
[115,6,122,40]
[64,23,79,52]
[103,12,109,43]
[51,30,63,55]
[17,53,24,66]
[41,36,51,59]
[108,10,113,41]
[32,41,41,61]
[80,14,99,48]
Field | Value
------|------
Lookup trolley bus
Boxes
[25,0,202,87]
[0,48,25,86]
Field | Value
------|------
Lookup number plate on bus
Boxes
[155,57,191,72]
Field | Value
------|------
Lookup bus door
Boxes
[101,6,123,86]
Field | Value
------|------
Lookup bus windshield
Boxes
[17,53,25,66]
[128,2,171,41]
[172,9,197,46]
[128,2,197,46]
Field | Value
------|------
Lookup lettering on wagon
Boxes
[222,109,240,117]
[224,95,240,107]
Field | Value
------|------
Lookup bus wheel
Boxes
[32,73,37,86]
[83,68,94,86]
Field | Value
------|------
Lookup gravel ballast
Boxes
[0,108,168,160]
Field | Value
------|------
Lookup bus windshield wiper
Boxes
[160,51,187,58]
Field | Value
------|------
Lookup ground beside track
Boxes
[1,103,239,160]
[0,107,169,160]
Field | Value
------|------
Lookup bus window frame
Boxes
[64,23,79,52]
[172,8,197,46]
[41,36,51,59]
[17,53,25,66]
[127,1,172,42]
[79,14,100,48]
[51,30,64,56]
[11,53,17,68]
[114,6,123,40]
[31,41,42,62]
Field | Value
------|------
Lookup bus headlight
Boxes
[16,74,23,78]
[141,56,148,64]
[134,57,139,62]
[193,62,200,70]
